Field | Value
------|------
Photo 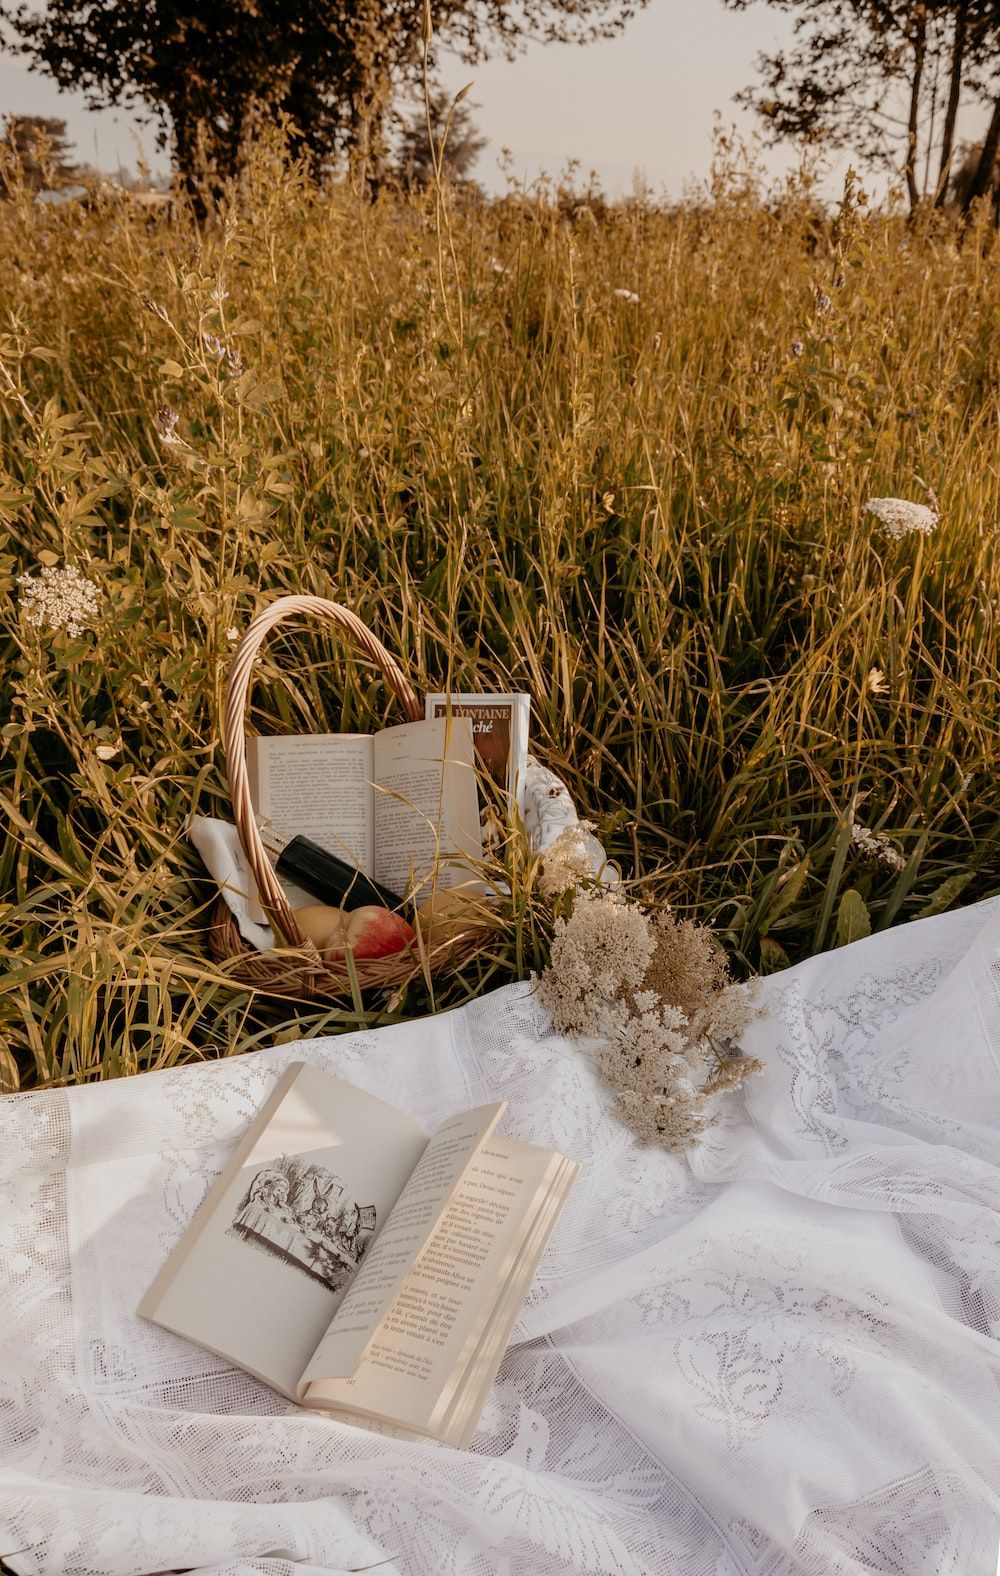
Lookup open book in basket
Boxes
[210,595,530,1000]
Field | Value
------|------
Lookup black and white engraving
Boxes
[229,1155,376,1293]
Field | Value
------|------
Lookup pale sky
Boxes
[0,0,948,200]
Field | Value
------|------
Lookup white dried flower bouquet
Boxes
[535,825,762,1152]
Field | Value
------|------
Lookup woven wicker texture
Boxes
[211,595,481,999]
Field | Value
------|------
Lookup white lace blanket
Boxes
[2,899,1000,1576]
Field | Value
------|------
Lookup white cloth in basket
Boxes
[2,899,1000,1576]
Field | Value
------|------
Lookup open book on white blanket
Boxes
[139,1062,578,1447]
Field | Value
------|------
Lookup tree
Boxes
[0,0,645,202]
[395,85,488,187]
[723,0,1000,212]
[0,114,79,189]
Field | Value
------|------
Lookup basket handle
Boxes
[225,595,422,949]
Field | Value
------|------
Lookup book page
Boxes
[302,1135,563,1432]
[371,716,484,897]
[297,1102,504,1396]
[440,1152,579,1447]
[139,1062,429,1399]
[247,733,376,874]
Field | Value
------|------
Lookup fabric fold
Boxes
[2,899,999,1575]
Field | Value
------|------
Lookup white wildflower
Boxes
[790,338,805,358]
[851,822,906,873]
[866,497,938,539]
[537,821,598,900]
[18,564,102,638]
[536,888,655,1037]
[867,666,889,696]
[614,288,640,303]
[815,291,832,314]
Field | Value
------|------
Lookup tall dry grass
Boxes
[1,135,998,1088]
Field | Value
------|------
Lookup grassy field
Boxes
[1,136,998,1090]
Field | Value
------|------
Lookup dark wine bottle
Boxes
[257,825,409,914]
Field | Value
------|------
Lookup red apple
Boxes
[330,905,415,960]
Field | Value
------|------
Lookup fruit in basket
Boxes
[322,905,415,962]
[415,882,499,952]
[293,903,347,950]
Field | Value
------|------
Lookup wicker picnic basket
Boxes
[208,594,488,1000]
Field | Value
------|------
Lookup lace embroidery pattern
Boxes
[1,900,999,1574]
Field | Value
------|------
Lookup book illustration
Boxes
[229,1155,376,1294]
[426,695,530,853]
[140,1063,578,1447]
[430,703,512,792]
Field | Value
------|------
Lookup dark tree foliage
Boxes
[1,113,79,188]
[395,86,488,187]
[949,133,1000,203]
[0,0,644,200]
[723,0,1000,212]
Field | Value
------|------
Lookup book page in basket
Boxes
[247,732,376,873]
[371,715,484,896]
[139,1062,429,1400]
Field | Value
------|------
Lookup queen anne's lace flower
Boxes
[537,821,599,900]
[866,497,938,539]
[537,889,761,1151]
[18,564,102,637]
[537,888,654,1036]
[851,822,906,873]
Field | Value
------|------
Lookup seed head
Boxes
[155,405,182,445]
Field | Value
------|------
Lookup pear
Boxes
[415,883,498,951]
[292,902,347,951]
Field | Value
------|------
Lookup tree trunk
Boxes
[905,5,928,212]
[171,114,207,223]
[964,95,1000,214]
[935,0,968,206]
